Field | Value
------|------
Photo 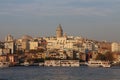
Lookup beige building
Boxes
[0,48,11,55]
[58,50,67,59]
[46,36,77,49]
[0,55,7,62]
[45,24,78,49]
[111,42,120,52]
[21,40,30,51]
[5,34,14,42]
[29,41,38,50]
[4,34,15,54]
[0,49,2,55]
[16,35,33,51]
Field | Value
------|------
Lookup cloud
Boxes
[0,0,119,16]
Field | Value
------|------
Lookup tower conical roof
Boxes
[56,24,63,31]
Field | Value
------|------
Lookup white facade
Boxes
[46,37,76,49]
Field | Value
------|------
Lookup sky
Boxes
[0,0,120,42]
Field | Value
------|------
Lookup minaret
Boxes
[56,24,63,38]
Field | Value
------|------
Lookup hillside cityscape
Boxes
[0,24,120,67]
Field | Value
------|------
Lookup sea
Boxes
[0,66,120,80]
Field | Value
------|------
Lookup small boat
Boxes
[23,61,29,66]
[0,62,9,68]
[39,63,44,66]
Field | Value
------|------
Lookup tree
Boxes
[104,52,114,62]
[96,52,115,62]
[29,50,37,53]
[96,53,106,61]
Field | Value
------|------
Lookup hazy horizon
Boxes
[0,0,120,42]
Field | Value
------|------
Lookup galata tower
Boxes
[56,24,63,38]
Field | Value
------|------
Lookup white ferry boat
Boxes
[0,62,9,68]
[44,60,80,67]
[87,60,111,68]
[60,60,79,67]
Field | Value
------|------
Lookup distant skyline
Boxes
[0,0,120,42]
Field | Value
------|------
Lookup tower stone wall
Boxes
[56,24,63,38]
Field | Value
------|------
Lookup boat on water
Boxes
[44,60,60,67]
[44,60,80,67]
[87,60,111,68]
[20,61,30,66]
[102,61,111,68]
[23,61,29,66]
[39,63,44,66]
[60,60,80,67]
[0,62,9,68]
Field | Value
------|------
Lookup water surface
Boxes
[0,66,120,80]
